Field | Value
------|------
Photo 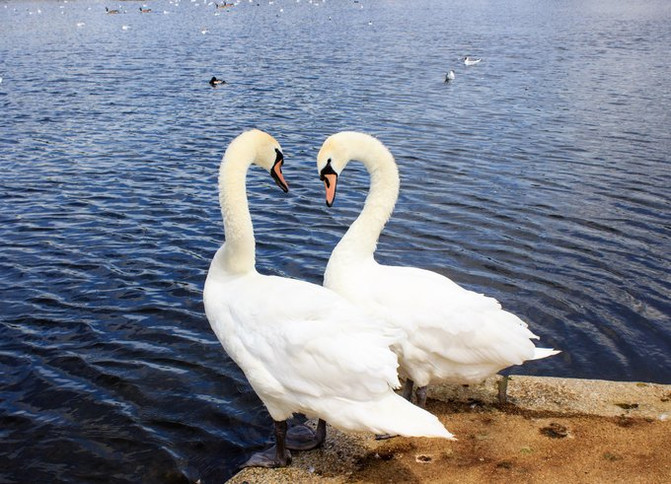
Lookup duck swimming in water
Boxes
[209,76,226,86]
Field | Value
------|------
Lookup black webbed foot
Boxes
[286,418,327,451]
[241,445,291,468]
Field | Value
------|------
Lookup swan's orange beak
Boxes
[319,161,338,207]
[322,173,338,207]
[271,150,289,193]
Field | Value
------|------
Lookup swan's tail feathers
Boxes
[531,347,561,360]
[334,394,455,440]
[378,394,455,439]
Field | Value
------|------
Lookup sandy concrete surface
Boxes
[226,376,671,483]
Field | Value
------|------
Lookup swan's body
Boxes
[463,56,482,65]
[204,130,452,467]
[317,132,559,405]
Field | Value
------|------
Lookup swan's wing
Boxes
[206,273,400,403]
[348,264,544,367]
[258,317,401,400]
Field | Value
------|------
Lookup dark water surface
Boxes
[1,0,670,481]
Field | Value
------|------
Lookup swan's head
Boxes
[317,131,382,207]
[317,135,348,207]
[237,129,289,193]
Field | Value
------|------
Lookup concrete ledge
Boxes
[428,375,671,419]
[226,376,671,483]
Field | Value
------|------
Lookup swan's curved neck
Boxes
[333,137,400,262]
[217,141,256,274]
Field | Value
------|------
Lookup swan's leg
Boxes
[416,385,428,409]
[274,420,291,463]
[241,420,291,468]
[402,379,415,401]
[497,375,509,404]
[286,418,327,451]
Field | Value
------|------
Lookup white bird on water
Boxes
[463,56,482,65]
[204,129,454,468]
[316,132,560,408]
[445,70,455,82]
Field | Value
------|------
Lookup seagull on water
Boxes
[463,56,482,66]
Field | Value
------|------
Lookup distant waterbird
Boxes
[445,70,455,82]
[209,76,226,86]
[463,56,482,65]
[139,7,152,13]
[105,7,120,14]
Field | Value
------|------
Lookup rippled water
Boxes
[1,0,670,481]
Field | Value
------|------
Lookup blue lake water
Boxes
[1,0,670,481]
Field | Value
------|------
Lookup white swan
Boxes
[203,130,453,468]
[317,132,559,407]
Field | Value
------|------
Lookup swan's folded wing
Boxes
[234,275,402,401]
[366,265,541,365]
[269,320,401,400]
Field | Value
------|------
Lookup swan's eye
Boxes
[319,160,338,181]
